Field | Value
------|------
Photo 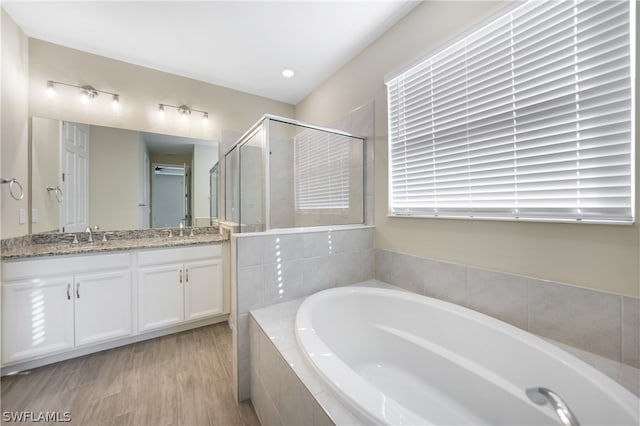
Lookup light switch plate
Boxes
[32,208,39,223]
[19,208,27,225]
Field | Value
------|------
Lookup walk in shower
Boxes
[224,115,365,232]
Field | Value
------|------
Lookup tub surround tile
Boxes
[237,237,263,267]
[236,313,251,402]
[303,256,339,293]
[390,251,425,295]
[250,315,333,426]
[623,297,640,369]
[373,248,638,369]
[234,226,375,402]
[277,360,316,426]
[249,279,640,426]
[312,402,334,426]
[250,370,282,426]
[263,259,306,306]
[528,279,622,362]
[237,266,265,314]
[337,249,374,286]
[303,231,335,258]
[423,259,469,307]
[334,228,373,253]
[261,234,305,265]
[468,268,529,330]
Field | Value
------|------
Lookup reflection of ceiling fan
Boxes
[154,165,184,176]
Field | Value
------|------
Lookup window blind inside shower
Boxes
[386,0,635,223]
[294,129,350,210]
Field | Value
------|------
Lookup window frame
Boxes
[385,0,636,225]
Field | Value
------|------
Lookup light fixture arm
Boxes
[158,103,209,120]
[47,80,119,98]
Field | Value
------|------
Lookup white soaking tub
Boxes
[295,286,639,425]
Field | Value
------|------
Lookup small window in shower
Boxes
[294,129,350,211]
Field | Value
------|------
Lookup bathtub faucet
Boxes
[526,387,580,426]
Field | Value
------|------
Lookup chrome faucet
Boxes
[526,387,580,426]
[85,227,94,243]
[85,225,99,243]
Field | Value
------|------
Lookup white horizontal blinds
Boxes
[294,128,350,210]
[387,0,633,223]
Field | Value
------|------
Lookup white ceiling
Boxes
[2,1,419,105]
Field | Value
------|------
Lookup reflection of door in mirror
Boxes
[61,122,90,233]
[31,117,217,233]
[138,151,151,228]
[152,164,190,228]
[210,163,219,220]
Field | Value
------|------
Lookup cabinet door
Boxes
[138,264,184,332]
[74,270,132,346]
[184,258,223,321]
[2,278,75,363]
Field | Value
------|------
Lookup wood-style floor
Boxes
[0,323,260,426]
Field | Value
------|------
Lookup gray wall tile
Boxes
[622,296,640,368]
[237,265,265,314]
[529,279,622,361]
[374,249,394,284]
[303,231,335,258]
[262,234,305,265]
[390,252,425,294]
[263,259,306,306]
[423,259,468,307]
[468,268,528,330]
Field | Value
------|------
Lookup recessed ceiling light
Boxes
[282,69,294,78]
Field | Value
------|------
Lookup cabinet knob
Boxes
[185,268,189,283]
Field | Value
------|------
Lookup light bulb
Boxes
[203,112,209,124]
[46,81,55,98]
[111,94,120,109]
[158,104,165,118]
[282,69,294,78]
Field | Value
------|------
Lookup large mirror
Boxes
[30,117,219,233]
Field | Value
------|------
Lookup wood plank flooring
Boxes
[1,323,260,426]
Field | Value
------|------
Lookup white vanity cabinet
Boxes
[137,245,223,332]
[1,253,132,364]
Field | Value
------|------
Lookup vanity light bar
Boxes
[47,80,120,108]
[158,103,209,122]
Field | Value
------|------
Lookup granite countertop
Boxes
[1,226,229,260]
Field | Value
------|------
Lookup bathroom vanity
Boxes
[0,229,229,374]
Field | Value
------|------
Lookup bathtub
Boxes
[295,286,639,425]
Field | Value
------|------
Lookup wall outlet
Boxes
[32,208,39,223]
[19,208,27,225]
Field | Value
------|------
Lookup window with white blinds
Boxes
[294,129,350,210]
[386,0,635,223]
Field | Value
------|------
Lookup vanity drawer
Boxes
[137,244,221,266]
[3,252,131,281]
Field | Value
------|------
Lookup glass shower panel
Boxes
[267,119,364,229]
[225,146,239,224]
[239,127,265,232]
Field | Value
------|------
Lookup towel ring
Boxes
[47,186,64,203]
[1,178,24,201]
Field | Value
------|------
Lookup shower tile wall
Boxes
[232,226,374,400]
[330,101,375,227]
[269,136,295,228]
[375,248,640,372]
[279,101,374,229]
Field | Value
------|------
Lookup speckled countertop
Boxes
[0,226,228,260]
